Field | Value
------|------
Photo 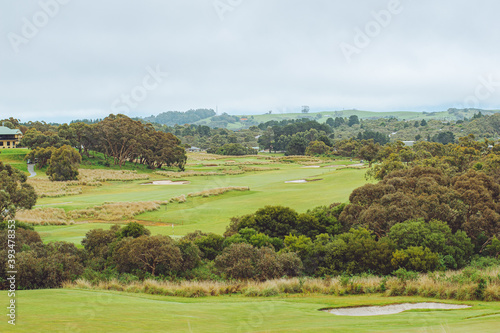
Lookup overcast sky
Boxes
[2,0,500,122]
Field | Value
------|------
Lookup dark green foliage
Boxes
[178,239,202,271]
[388,219,473,269]
[120,222,151,238]
[207,143,256,155]
[432,131,455,144]
[193,233,225,260]
[231,206,299,239]
[297,206,342,238]
[286,135,309,155]
[112,235,182,276]
[143,109,215,126]
[475,278,487,300]
[357,130,389,145]
[214,243,302,280]
[6,239,84,289]
[82,225,121,260]
[322,229,396,276]
[391,246,440,272]
[223,228,284,250]
[0,161,37,220]
[348,115,360,127]
[46,145,82,181]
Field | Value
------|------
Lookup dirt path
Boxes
[27,164,36,177]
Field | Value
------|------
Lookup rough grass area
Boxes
[27,178,83,198]
[187,186,250,197]
[18,187,250,224]
[63,266,500,301]
[2,289,497,332]
[17,201,168,224]
[15,207,69,225]
[78,169,150,182]
[154,169,245,178]
[27,169,150,198]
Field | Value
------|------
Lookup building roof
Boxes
[0,126,22,135]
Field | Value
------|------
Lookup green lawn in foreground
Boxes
[0,290,497,332]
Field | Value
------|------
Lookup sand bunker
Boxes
[285,179,322,183]
[142,180,190,185]
[323,303,470,316]
[301,165,321,168]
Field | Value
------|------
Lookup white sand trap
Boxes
[142,180,190,185]
[285,179,307,183]
[302,165,321,168]
[324,303,470,316]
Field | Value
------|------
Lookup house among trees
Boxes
[0,126,22,149]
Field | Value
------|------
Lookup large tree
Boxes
[0,161,37,220]
[46,145,82,181]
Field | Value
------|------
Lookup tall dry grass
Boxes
[16,201,169,224]
[187,187,250,198]
[27,169,149,198]
[15,207,71,225]
[78,169,150,183]
[63,266,500,300]
[155,171,222,178]
[223,161,272,166]
[241,166,280,172]
[27,178,83,198]
[69,201,169,220]
[155,169,244,178]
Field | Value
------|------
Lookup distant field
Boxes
[32,153,369,244]
[0,290,497,332]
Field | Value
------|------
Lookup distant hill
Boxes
[192,108,500,129]
[143,109,215,126]
[142,108,500,129]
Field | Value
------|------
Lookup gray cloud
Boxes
[1,0,500,122]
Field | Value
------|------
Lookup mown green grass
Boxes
[1,290,497,332]
[23,153,367,243]
[33,165,368,243]
[0,148,29,173]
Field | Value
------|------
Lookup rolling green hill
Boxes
[193,108,500,130]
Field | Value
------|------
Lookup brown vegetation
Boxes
[63,265,500,300]
[187,187,250,198]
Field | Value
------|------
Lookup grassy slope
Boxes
[0,148,29,173]
[1,290,497,332]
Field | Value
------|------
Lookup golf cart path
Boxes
[27,164,36,177]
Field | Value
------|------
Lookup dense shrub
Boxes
[391,246,440,272]
[112,235,182,276]
[214,243,302,280]
[388,219,473,269]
